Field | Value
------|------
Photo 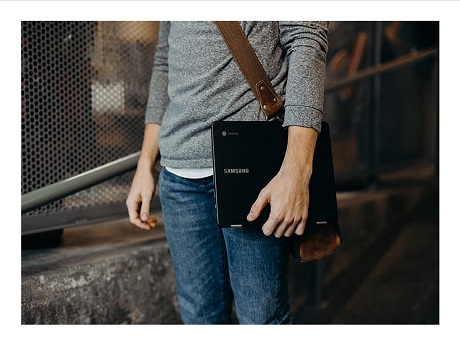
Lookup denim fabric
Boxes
[159,168,293,324]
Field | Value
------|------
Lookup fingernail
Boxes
[247,213,254,221]
[148,217,157,227]
[262,228,271,237]
[141,213,148,221]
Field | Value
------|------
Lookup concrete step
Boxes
[21,165,439,324]
[296,178,439,323]
[21,213,182,324]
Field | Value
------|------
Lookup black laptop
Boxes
[211,120,338,229]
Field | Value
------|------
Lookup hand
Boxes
[126,124,160,231]
[247,162,311,238]
[126,164,157,231]
[246,125,317,238]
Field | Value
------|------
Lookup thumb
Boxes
[247,189,269,222]
[140,193,152,222]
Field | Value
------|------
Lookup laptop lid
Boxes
[211,120,338,228]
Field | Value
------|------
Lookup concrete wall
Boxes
[21,166,438,324]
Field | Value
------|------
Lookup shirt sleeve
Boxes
[145,21,170,125]
[279,21,329,132]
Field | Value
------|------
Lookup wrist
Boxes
[137,155,157,172]
[284,126,317,169]
[137,123,160,172]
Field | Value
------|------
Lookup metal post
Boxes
[370,21,383,187]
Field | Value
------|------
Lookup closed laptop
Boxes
[211,120,338,229]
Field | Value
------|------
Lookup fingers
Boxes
[274,219,295,238]
[126,192,156,231]
[264,214,306,238]
[248,185,308,238]
[247,188,269,223]
[293,221,306,236]
[126,168,156,231]
[139,192,152,223]
[146,216,158,228]
[262,215,282,237]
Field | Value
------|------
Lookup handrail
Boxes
[21,152,140,214]
[325,48,438,92]
[21,47,439,215]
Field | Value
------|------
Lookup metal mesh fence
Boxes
[21,21,159,220]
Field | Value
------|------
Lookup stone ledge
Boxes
[22,234,181,324]
[21,167,437,324]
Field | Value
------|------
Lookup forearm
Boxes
[281,125,318,178]
[137,123,161,171]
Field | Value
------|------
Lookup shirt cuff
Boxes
[282,105,323,133]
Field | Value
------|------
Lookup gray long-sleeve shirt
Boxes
[145,21,328,169]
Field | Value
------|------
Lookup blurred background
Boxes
[21,21,439,325]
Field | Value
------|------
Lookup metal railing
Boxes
[325,48,438,92]
[21,47,439,217]
[21,152,140,214]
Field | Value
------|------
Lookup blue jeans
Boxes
[159,168,293,324]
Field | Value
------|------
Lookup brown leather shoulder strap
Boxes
[215,21,283,120]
